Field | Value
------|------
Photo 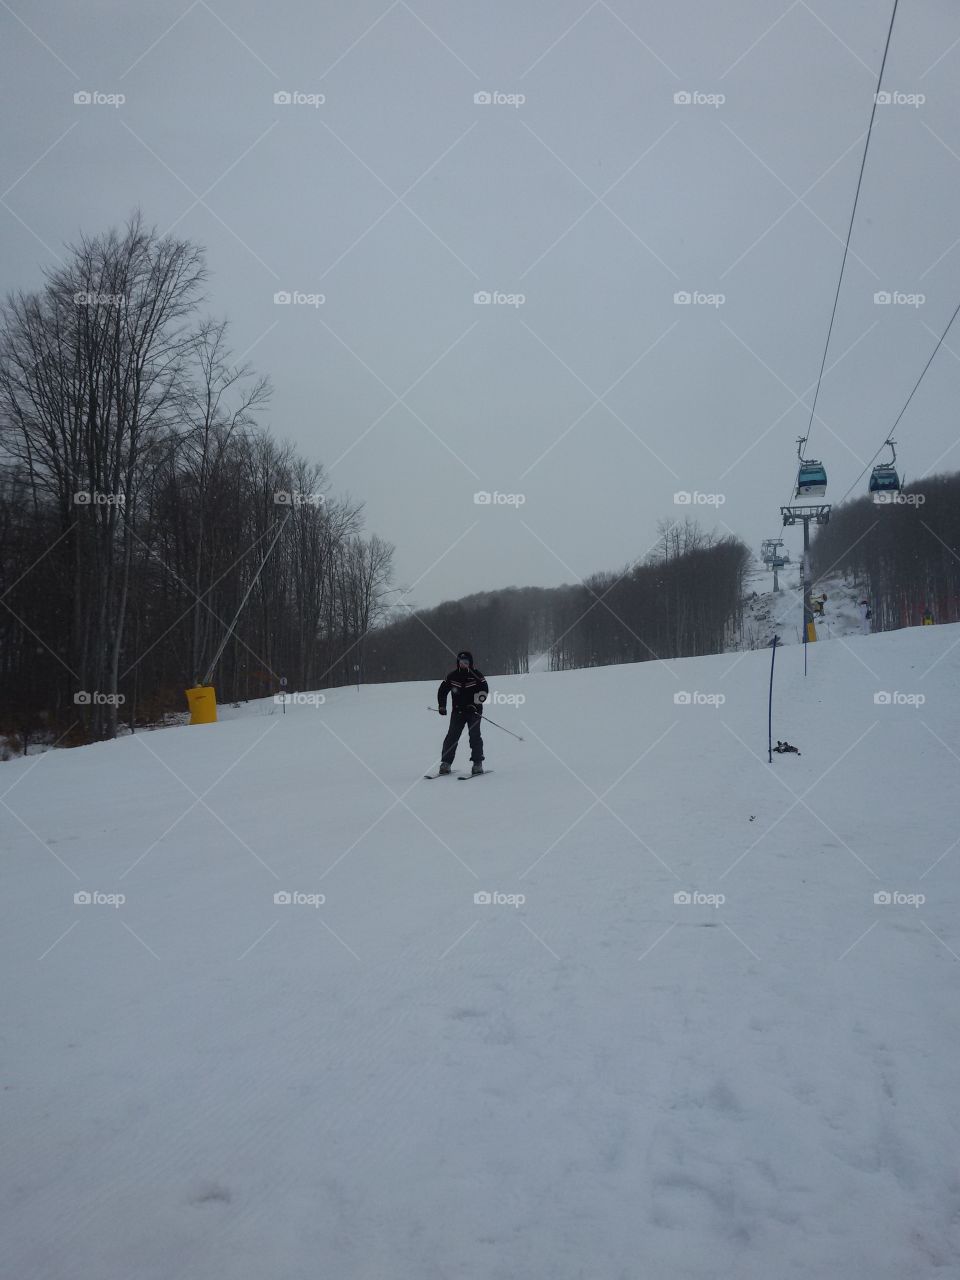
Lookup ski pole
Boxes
[480,713,524,741]
[425,706,524,742]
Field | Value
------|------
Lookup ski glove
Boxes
[438,706,447,716]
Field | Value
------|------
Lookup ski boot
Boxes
[438,762,452,775]
[471,762,484,776]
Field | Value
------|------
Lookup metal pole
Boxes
[768,635,779,763]
[802,515,813,675]
[781,506,828,668]
[479,712,524,741]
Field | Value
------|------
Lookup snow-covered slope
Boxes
[739,560,871,649]
[3,625,959,1278]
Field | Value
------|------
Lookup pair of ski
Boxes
[423,770,493,781]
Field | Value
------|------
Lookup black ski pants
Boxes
[441,707,484,765]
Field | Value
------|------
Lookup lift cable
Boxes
[787,0,900,506]
[839,293,960,502]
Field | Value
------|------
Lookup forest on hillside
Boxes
[0,216,394,746]
[366,521,751,681]
[811,474,960,630]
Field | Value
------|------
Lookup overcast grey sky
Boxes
[3,0,960,607]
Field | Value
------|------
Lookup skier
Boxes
[858,599,871,635]
[922,606,934,625]
[436,650,488,775]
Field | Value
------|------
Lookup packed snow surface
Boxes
[3,623,959,1278]
[738,561,869,649]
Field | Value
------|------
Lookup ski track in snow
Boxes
[3,622,960,1278]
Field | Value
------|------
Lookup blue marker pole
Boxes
[768,635,779,764]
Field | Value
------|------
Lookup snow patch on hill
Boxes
[738,561,872,650]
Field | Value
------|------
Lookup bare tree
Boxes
[0,212,206,737]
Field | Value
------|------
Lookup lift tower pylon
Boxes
[781,504,830,654]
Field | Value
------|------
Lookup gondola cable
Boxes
[839,293,960,502]
[785,0,900,505]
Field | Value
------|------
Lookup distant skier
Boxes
[436,650,488,775]
[922,606,934,625]
[858,599,871,635]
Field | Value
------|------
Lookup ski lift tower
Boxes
[760,538,790,593]
[781,503,830,650]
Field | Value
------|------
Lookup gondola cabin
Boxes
[868,463,900,493]
[869,441,900,494]
[796,459,827,497]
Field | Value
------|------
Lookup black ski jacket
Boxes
[438,665,489,714]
